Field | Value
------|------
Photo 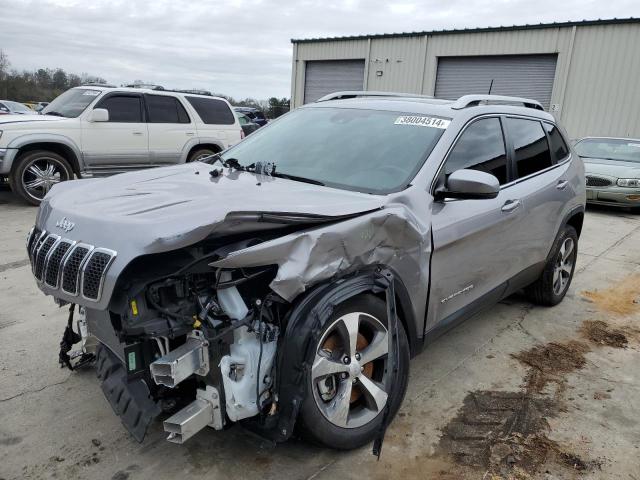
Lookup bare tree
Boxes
[0,49,9,97]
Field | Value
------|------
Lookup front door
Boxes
[81,92,149,173]
[427,116,527,329]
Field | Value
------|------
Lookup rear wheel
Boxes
[187,148,217,163]
[10,150,74,205]
[525,225,578,306]
[298,294,410,449]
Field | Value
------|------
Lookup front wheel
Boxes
[9,150,74,205]
[525,225,578,306]
[298,294,410,449]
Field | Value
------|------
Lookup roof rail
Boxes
[316,91,433,102]
[125,83,166,90]
[81,83,116,88]
[451,94,544,111]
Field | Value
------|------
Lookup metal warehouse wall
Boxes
[291,21,640,139]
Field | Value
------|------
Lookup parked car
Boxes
[574,136,640,210]
[0,100,34,115]
[234,106,268,126]
[0,86,242,205]
[236,112,260,136]
[26,92,584,451]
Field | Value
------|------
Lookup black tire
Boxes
[525,225,578,306]
[187,148,217,163]
[9,150,74,206]
[298,294,410,450]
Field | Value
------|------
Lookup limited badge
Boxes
[394,116,451,129]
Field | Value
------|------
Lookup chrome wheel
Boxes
[21,156,70,201]
[311,312,390,429]
[553,237,575,295]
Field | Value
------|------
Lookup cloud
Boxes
[0,0,637,99]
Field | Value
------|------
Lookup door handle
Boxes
[556,180,569,190]
[501,199,522,213]
[185,132,195,136]
[132,131,143,136]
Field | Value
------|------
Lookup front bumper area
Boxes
[0,148,18,175]
[586,187,640,207]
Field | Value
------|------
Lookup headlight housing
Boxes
[616,178,640,187]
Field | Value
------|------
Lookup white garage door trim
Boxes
[435,54,558,110]
[304,59,366,104]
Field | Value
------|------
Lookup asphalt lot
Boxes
[1,185,639,480]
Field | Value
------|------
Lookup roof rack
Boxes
[316,91,433,102]
[81,83,116,88]
[451,94,544,111]
[125,83,166,90]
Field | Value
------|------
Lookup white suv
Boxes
[0,86,242,204]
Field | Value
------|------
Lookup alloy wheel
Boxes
[311,312,390,429]
[553,237,575,295]
[21,156,70,201]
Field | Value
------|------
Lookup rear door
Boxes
[144,94,194,165]
[427,116,529,328]
[503,117,574,269]
[81,92,149,171]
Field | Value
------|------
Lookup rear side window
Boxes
[96,95,143,123]
[146,95,190,123]
[186,97,235,125]
[544,123,569,162]
[445,117,508,184]
[506,118,552,178]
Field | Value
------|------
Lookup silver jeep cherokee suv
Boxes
[27,92,585,452]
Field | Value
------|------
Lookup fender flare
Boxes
[179,137,226,163]
[5,133,85,173]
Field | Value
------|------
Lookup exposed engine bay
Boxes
[78,247,287,444]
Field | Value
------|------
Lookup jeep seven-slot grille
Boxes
[586,175,612,187]
[61,246,91,295]
[82,251,113,300]
[34,235,58,281]
[44,240,74,288]
[26,229,117,302]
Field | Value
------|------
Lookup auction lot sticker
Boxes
[395,116,451,129]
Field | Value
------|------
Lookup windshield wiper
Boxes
[214,158,326,186]
[44,111,65,117]
[271,171,325,186]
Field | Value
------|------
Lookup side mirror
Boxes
[88,108,109,122]
[438,169,500,200]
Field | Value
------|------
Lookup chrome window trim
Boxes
[44,239,77,289]
[40,234,62,284]
[80,248,117,301]
[61,243,94,296]
[430,113,572,197]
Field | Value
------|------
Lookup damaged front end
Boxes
[28,168,428,447]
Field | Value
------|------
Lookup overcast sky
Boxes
[0,0,637,99]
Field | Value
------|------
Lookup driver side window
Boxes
[444,117,508,184]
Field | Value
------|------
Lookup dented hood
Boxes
[34,163,387,309]
[39,162,385,247]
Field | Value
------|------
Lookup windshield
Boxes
[221,107,447,193]
[575,138,640,163]
[5,101,31,113]
[42,88,101,118]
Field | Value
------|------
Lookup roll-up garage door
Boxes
[304,60,365,104]
[435,55,557,110]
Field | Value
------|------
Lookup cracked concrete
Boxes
[1,187,639,479]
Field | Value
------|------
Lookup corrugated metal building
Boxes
[290,18,640,138]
